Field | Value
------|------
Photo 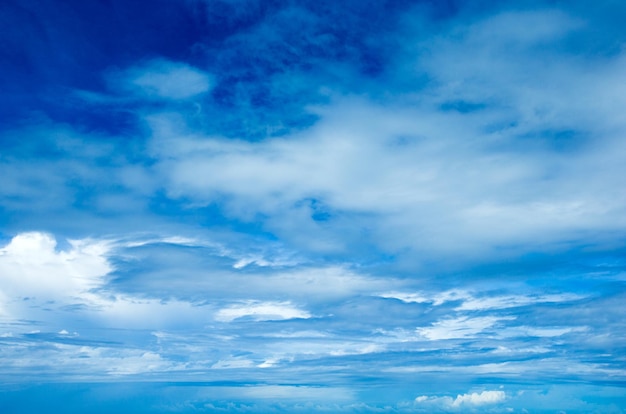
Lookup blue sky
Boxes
[1,0,626,412]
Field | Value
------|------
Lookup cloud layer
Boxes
[1,0,626,412]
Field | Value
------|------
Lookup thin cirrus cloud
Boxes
[379,289,585,311]
[1,1,625,412]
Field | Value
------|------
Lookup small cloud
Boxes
[519,326,588,338]
[452,390,506,407]
[416,316,515,340]
[456,293,584,311]
[258,358,280,368]
[105,351,174,376]
[416,390,506,409]
[232,256,273,269]
[380,290,584,311]
[329,343,382,356]
[57,329,79,337]
[215,301,311,322]
[113,59,213,100]
[211,358,254,369]
[379,290,468,306]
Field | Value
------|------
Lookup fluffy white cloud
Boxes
[0,232,111,301]
[415,390,506,408]
[451,390,506,407]
[0,232,209,329]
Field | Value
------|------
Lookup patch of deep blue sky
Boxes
[1,0,626,413]
[2,0,409,133]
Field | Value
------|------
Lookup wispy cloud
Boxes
[110,59,213,101]
[379,289,585,310]
[416,316,515,340]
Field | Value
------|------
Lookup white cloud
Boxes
[249,266,394,301]
[0,232,111,302]
[499,326,588,338]
[148,89,626,264]
[126,261,394,304]
[0,232,211,329]
[0,340,182,379]
[456,293,584,311]
[329,343,382,356]
[492,346,550,355]
[1,8,624,401]
[452,390,506,407]
[91,295,209,329]
[379,290,468,306]
[257,357,281,368]
[137,8,626,266]
[251,338,384,361]
[415,390,506,408]
[416,316,514,340]
[211,357,255,369]
[0,232,391,330]
[214,301,311,322]
[379,289,583,311]
[261,330,330,338]
[104,350,175,376]
[113,59,212,100]
[386,358,626,378]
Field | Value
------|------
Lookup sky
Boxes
[1,0,626,412]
